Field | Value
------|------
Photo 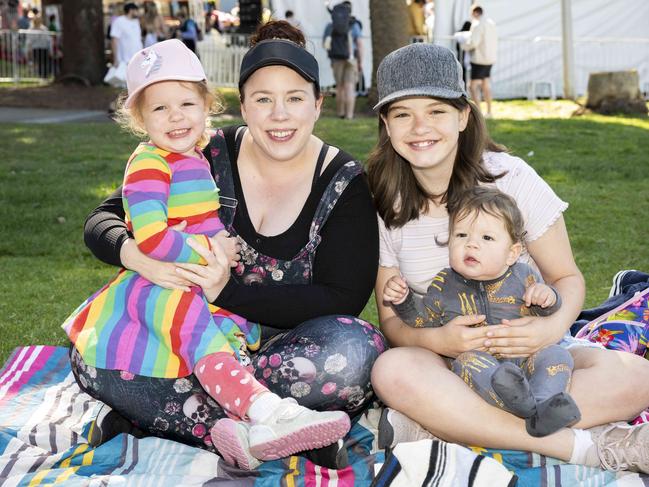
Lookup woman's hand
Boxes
[483,315,565,358]
[431,314,489,358]
[175,238,231,302]
[211,231,241,268]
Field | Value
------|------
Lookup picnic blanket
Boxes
[1,346,647,486]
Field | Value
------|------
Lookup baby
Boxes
[383,186,580,437]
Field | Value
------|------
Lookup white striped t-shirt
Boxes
[378,151,569,295]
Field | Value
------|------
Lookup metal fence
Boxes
[0,29,62,83]
[4,29,648,100]
[198,39,248,88]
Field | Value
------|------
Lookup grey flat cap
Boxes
[374,43,467,111]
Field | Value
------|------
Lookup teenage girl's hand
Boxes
[175,237,231,302]
[524,282,557,308]
[120,221,192,291]
[483,315,566,358]
[211,230,241,268]
[382,275,409,305]
[432,314,489,358]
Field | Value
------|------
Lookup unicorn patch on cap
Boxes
[141,49,162,78]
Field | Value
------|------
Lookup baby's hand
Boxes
[524,282,557,308]
[383,275,409,305]
[212,231,241,268]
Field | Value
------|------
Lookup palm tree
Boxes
[60,0,105,85]
[368,0,410,106]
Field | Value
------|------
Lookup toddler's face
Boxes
[448,210,521,281]
[139,80,207,156]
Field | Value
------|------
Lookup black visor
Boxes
[239,39,320,90]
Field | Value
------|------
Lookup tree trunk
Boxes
[61,0,105,85]
[368,0,410,108]
[586,70,647,115]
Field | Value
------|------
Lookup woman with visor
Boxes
[77,20,385,470]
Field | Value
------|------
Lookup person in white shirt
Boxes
[111,3,143,68]
[463,4,497,117]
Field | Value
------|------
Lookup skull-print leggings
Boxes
[70,315,387,452]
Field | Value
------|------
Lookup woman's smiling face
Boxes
[240,65,322,164]
[381,97,469,175]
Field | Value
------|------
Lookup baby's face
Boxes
[448,210,521,281]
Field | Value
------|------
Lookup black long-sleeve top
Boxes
[84,127,378,330]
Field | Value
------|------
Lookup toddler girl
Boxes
[383,186,580,437]
[63,39,349,467]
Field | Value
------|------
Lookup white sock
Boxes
[569,428,598,466]
[247,392,282,425]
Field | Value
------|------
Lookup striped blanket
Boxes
[1,346,646,486]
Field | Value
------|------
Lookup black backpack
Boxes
[328,3,352,60]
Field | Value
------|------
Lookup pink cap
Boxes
[124,39,207,108]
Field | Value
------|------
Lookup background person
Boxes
[141,1,167,47]
[323,1,363,119]
[27,16,51,77]
[366,42,649,474]
[284,9,300,29]
[462,4,497,117]
[407,0,426,42]
[177,10,200,54]
[110,3,142,72]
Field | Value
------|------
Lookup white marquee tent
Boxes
[268,0,649,99]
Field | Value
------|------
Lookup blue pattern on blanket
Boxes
[1,346,647,486]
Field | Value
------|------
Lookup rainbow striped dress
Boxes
[63,143,260,378]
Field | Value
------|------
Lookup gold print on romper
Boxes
[485,274,516,305]
[423,305,441,326]
[430,271,446,293]
[525,354,535,375]
[457,352,499,391]
[459,292,479,316]
[459,293,486,327]
[488,389,505,409]
[546,363,571,376]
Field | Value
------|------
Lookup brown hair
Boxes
[448,186,526,244]
[249,20,306,47]
[241,20,320,101]
[366,96,507,229]
[114,80,224,149]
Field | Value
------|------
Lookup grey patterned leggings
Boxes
[70,315,387,452]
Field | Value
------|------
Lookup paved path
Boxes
[0,107,112,124]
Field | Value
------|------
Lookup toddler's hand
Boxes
[212,231,241,268]
[524,283,557,308]
[383,275,409,305]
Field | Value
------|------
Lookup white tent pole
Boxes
[561,0,575,99]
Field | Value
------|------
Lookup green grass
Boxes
[1,100,648,365]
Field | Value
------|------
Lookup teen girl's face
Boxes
[448,210,522,281]
[382,97,469,175]
[139,80,208,157]
[240,65,323,165]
